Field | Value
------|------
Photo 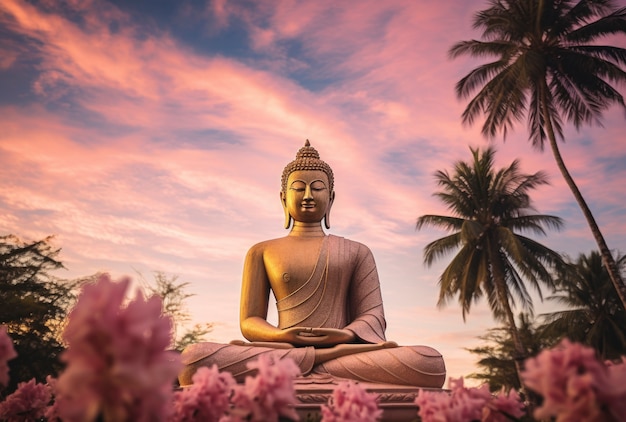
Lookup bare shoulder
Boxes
[245,237,288,258]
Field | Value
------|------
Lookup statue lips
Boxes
[300,201,316,210]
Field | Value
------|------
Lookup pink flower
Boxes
[229,355,301,422]
[54,273,182,422]
[445,378,492,421]
[0,325,17,388]
[482,388,525,422]
[522,338,615,422]
[44,376,61,422]
[415,388,450,422]
[416,377,491,422]
[0,378,50,422]
[600,356,626,421]
[320,380,382,422]
[169,365,236,422]
[416,377,524,422]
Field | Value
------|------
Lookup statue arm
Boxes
[343,242,387,343]
[239,245,281,342]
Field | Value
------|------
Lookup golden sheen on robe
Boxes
[179,235,446,388]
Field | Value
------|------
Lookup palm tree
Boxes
[416,147,564,382]
[540,250,626,360]
[449,0,626,310]
[467,313,553,392]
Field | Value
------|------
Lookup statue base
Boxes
[293,375,448,421]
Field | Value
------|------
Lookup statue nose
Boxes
[303,185,313,200]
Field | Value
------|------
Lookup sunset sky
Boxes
[1,0,625,384]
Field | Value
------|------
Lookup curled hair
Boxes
[281,140,334,193]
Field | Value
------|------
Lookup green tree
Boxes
[467,313,553,391]
[540,250,626,360]
[0,235,83,393]
[140,271,212,352]
[449,0,626,309]
[416,147,564,382]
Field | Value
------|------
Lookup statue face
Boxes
[283,170,332,223]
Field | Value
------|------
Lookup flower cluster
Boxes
[2,273,626,422]
[0,325,17,388]
[320,380,382,422]
[169,365,235,422]
[415,377,525,422]
[0,378,50,421]
[53,273,182,422]
[227,354,301,422]
[522,338,626,421]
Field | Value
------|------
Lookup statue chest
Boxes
[262,237,330,300]
[264,254,323,299]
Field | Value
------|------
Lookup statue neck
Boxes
[289,221,326,237]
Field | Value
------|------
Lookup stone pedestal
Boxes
[293,376,448,421]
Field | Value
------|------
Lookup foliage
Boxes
[417,147,564,320]
[416,146,564,395]
[450,0,626,144]
[540,250,626,360]
[416,146,564,381]
[3,276,626,421]
[140,271,213,352]
[0,234,84,393]
[450,0,626,308]
[467,313,556,392]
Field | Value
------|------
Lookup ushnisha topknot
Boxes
[281,140,334,193]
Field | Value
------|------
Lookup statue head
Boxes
[281,140,335,229]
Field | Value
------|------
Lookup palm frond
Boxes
[418,146,563,334]
[566,6,626,43]
[422,232,463,267]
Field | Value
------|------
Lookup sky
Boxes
[1,0,625,385]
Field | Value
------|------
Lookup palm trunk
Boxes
[487,235,527,388]
[539,80,626,311]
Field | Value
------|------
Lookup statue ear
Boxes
[281,191,292,229]
[324,191,335,230]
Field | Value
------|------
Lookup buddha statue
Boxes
[179,141,446,388]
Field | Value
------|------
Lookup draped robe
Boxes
[179,235,446,388]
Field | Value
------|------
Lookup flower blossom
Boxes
[482,387,525,422]
[416,377,523,422]
[0,325,17,388]
[169,365,236,422]
[0,378,50,422]
[228,354,301,422]
[320,380,382,422]
[414,386,451,422]
[44,376,61,422]
[53,273,182,422]
[604,356,626,420]
[522,338,623,422]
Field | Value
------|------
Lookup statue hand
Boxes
[280,327,356,347]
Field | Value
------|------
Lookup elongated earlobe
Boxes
[284,209,293,229]
[324,191,335,229]
[281,191,292,229]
